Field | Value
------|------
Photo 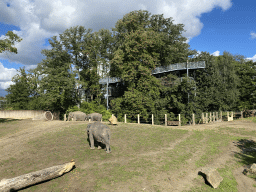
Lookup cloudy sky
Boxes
[0,0,255,97]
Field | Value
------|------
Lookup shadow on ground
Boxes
[234,139,256,180]
[0,118,20,123]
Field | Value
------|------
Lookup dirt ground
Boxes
[0,119,256,191]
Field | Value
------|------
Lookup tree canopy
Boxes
[110,10,196,121]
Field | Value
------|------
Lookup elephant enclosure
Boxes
[0,118,256,191]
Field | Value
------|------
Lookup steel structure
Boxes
[151,61,205,75]
[99,61,205,84]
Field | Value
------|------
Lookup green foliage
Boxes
[33,36,77,113]
[192,51,240,112]
[235,59,256,110]
[110,10,195,120]
[0,31,22,54]
[6,68,31,110]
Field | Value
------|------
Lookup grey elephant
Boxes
[87,122,111,153]
[68,111,86,121]
[86,113,102,122]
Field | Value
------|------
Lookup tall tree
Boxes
[192,51,240,111]
[110,10,196,120]
[6,68,31,109]
[60,26,114,101]
[35,36,77,112]
[235,58,256,110]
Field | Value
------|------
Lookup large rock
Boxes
[109,115,117,125]
[199,167,223,189]
[243,163,256,176]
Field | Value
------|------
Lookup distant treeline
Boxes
[5,10,256,121]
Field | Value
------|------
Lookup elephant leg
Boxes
[102,138,110,153]
[105,143,111,153]
[89,133,95,149]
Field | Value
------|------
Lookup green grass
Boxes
[219,127,256,137]
[0,120,256,191]
[248,116,256,121]
[0,118,20,138]
[195,130,234,167]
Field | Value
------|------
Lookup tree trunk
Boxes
[0,161,75,192]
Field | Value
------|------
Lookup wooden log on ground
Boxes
[0,161,75,192]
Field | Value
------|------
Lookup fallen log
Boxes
[0,161,75,192]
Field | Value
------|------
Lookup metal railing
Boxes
[99,61,205,84]
[152,61,205,74]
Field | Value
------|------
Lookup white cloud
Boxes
[246,54,256,62]
[0,62,17,90]
[211,50,220,56]
[0,0,232,66]
[250,32,256,39]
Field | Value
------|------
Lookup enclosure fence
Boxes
[117,111,245,126]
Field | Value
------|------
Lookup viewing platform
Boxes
[99,61,205,84]
[151,61,205,74]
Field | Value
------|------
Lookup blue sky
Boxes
[189,0,256,59]
[0,0,255,97]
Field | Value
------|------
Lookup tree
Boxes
[60,26,114,102]
[110,10,196,120]
[0,31,22,53]
[235,59,256,110]
[192,51,240,112]
[6,68,31,109]
[34,36,77,112]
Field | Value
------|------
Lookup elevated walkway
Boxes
[152,61,205,74]
[99,61,205,84]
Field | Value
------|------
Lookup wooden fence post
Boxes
[209,112,212,123]
[152,114,154,125]
[64,114,66,122]
[192,113,195,125]
[124,114,126,123]
[206,113,208,124]
[201,113,204,124]
[138,114,140,124]
[165,114,167,126]
[178,114,181,126]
